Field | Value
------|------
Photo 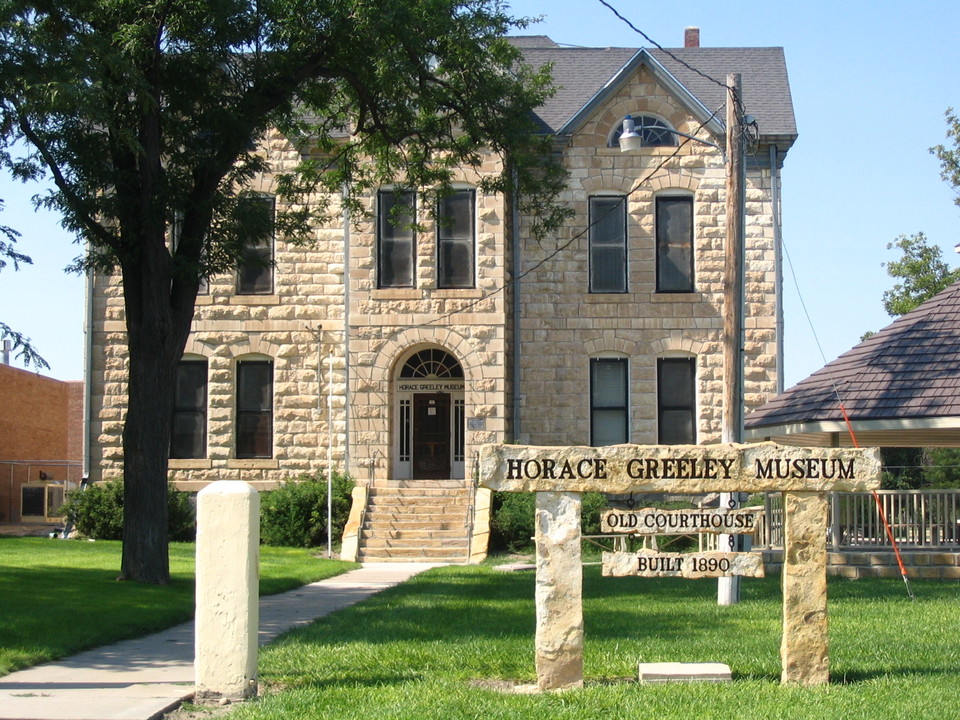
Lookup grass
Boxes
[221,564,960,720]
[0,536,357,676]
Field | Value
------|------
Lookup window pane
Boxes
[175,362,207,408]
[592,359,627,407]
[171,412,205,458]
[437,190,475,288]
[593,409,628,446]
[238,362,271,410]
[237,412,272,458]
[590,197,626,293]
[656,197,693,292]
[659,410,694,445]
[378,190,415,287]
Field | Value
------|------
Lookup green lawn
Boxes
[224,565,960,720]
[0,537,356,675]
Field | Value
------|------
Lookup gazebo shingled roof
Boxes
[745,280,960,448]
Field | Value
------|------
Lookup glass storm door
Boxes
[413,393,451,479]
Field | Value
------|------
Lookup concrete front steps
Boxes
[357,480,473,563]
[760,548,960,579]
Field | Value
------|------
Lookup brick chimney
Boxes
[684,27,700,48]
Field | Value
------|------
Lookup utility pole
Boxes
[719,73,746,606]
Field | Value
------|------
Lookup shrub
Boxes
[489,490,608,553]
[61,478,196,541]
[259,471,354,548]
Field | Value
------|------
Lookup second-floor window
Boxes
[377,189,416,288]
[237,195,275,295]
[656,196,694,292]
[170,359,207,459]
[437,189,475,289]
[236,359,273,458]
[589,196,627,293]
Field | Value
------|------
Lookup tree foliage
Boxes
[0,0,569,583]
[931,107,960,210]
[881,232,960,317]
[0,199,47,369]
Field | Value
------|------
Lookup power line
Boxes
[595,0,733,94]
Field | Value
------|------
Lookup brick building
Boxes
[86,34,797,560]
[0,363,83,523]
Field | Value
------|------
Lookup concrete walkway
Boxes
[0,563,440,720]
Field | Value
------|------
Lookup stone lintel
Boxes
[479,442,880,494]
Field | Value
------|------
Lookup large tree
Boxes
[0,0,567,583]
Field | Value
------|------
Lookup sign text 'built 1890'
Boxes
[602,549,765,579]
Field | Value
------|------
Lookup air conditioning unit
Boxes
[21,482,67,522]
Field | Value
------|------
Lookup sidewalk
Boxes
[0,563,440,720]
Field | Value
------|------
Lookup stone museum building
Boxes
[85,32,797,561]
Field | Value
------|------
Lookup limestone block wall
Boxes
[88,131,349,489]
[516,67,780,447]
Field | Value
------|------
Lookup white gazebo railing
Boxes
[754,489,960,550]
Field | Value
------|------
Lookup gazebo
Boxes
[745,280,960,448]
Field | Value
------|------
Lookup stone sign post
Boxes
[478,441,881,690]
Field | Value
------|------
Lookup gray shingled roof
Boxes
[511,37,796,144]
[745,281,960,448]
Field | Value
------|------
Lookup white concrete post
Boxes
[195,481,260,701]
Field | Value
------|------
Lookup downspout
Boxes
[511,168,522,441]
[341,184,351,471]
[82,257,95,481]
[769,145,784,394]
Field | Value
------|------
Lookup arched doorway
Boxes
[393,348,465,479]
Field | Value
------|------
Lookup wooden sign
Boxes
[602,549,765,579]
[600,507,763,535]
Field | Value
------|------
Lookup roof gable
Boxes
[557,48,723,138]
[511,38,797,146]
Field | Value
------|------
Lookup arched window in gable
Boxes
[607,114,678,148]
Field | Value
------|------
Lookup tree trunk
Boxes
[118,241,195,583]
[119,338,177,583]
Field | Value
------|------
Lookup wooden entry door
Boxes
[413,393,451,479]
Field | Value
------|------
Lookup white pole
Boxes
[327,352,334,558]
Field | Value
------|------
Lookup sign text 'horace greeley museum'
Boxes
[486,442,877,494]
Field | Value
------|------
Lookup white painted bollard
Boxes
[195,481,260,701]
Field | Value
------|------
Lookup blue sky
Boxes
[2,0,959,388]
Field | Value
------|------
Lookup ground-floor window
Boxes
[591,357,628,446]
[236,359,273,458]
[658,357,696,444]
[170,358,208,459]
